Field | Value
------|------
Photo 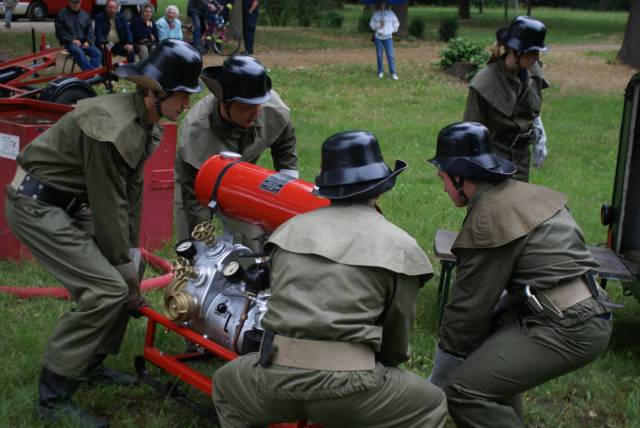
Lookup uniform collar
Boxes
[497,57,522,86]
[133,92,152,128]
[466,181,496,214]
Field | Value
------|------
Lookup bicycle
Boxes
[187,5,241,56]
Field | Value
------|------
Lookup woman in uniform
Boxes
[463,16,549,182]
[427,121,614,427]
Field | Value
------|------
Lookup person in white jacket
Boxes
[369,1,400,80]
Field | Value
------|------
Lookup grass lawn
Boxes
[1,5,639,428]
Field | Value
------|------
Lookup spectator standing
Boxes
[95,0,135,63]
[3,0,17,29]
[55,0,102,71]
[187,0,208,53]
[242,0,259,54]
[370,1,399,80]
[156,5,183,41]
[131,3,158,60]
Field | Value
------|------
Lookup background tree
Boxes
[459,0,471,19]
[617,0,640,69]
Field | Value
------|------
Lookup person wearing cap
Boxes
[426,122,613,427]
[212,130,447,428]
[463,16,550,182]
[55,0,102,71]
[174,55,298,251]
[4,39,202,428]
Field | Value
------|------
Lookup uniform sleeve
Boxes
[270,122,298,171]
[175,152,210,234]
[463,88,486,123]
[83,137,133,266]
[439,236,527,357]
[127,165,144,247]
[376,273,421,366]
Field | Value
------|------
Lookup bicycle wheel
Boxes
[211,25,241,56]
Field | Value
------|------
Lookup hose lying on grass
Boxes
[0,248,173,299]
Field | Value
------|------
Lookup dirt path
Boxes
[3,20,634,94]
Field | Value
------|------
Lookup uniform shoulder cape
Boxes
[267,204,433,280]
[469,60,547,118]
[74,93,150,169]
[453,179,567,251]
[179,90,291,170]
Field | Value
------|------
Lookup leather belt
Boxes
[9,166,85,213]
[495,128,535,149]
[259,331,375,371]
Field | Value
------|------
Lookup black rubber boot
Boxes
[87,354,138,386]
[35,367,109,428]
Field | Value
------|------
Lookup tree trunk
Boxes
[458,0,470,19]
[617,0,640,69]
[391,4,408,37]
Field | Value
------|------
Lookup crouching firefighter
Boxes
[213,131,448,428]
[4,39,202,427]
[426,122,616,428]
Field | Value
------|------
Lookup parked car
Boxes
[0,0,157,22]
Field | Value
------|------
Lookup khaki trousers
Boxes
[213,353,448,428]
[4,187,130,378]
[444,310,612,428]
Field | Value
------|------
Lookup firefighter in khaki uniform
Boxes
[213,131,448,428]
[464,16,550,182]
[174,55,298,250]
[4,40,202,427]
[427,122,614,428]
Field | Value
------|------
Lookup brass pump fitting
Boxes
[164,291,197,322]
[172,257,197,281]
[192,222,215,246]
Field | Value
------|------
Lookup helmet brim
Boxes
[314,160,407,200]
[115,62,202,93]
[428,154,515,181]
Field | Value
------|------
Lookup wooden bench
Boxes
[433,229,636,325]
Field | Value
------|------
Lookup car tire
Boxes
[27,1,47,21]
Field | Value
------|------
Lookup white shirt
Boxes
[369,9,399,40]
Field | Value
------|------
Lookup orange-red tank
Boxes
[195,152,329,232]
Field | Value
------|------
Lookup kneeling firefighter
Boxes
[427,122,615,427]
[5,39,202,427]
[213,131,448,427]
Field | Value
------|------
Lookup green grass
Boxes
[1,7,639,428]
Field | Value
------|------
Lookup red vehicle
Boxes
[0,0,157,22]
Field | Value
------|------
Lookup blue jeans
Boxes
[374,37,396,75]
[4,6,15,26]
[66,43,102,71]
[189,12,206,51]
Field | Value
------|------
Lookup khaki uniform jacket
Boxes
[16,93,162,266]
[439,180,603,357]
[175,91,297,232]
[256,203,433,400]
[464,58,547,140]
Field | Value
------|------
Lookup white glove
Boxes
[427,343,465,387]
[279,169,299,179]
[532,116,548,169]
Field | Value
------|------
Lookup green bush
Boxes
[408,16,427,40]
[357,9,373,33]
[439,37,490,79]
[321,10,344,28]
[438,16,459,42]
[263,0,296,26]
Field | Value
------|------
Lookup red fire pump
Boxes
[138,153,329,426]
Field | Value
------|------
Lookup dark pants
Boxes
[189,11,207,52]
[242,0,259,54]
[66,43,102,71]
[110,43,136,64]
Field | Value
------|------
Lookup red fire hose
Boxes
[0,248,173,299]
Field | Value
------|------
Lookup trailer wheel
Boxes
[27,1,47,21]
[121,6,138,21]
[40,77,97,105]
